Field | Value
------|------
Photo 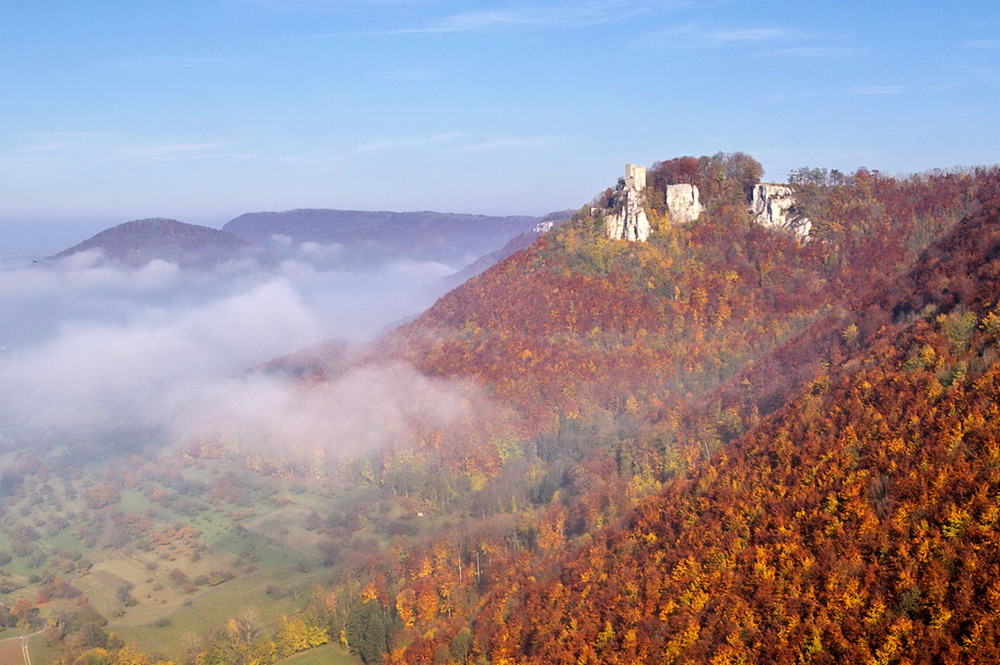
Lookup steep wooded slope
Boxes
[382,168,989,441]
[469,190,1000,664]
[351,168,1000,665]
[176,162,1000,665]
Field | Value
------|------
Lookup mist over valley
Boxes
[4,1,1000,663]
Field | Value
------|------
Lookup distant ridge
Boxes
[222,208,541,267]
[51,218,250,268]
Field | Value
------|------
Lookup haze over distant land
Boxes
[1,2,998,229]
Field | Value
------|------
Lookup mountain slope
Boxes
[471,191,1000,664]
[379,169,989,441]
[342,166,1000,665]
[51,218,250,268]
[177,159,1000,665]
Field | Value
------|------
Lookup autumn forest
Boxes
[4,153,1000,665]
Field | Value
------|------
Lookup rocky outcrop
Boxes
[665,184,703,225]
[605,164,651,242]
[751,184,811,241]
[605,186,651,242]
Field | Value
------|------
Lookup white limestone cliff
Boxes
[533,219,556,234]
[751,183,811,241]
[665,183,703,225]
[604,185,651,242]
[602,164,704,241]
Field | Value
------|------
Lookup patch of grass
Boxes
[73,568,131,618]
[0,627,30,640]
[277,645,361,665]
[28,633,58,665]
[244,505,325,558]
[119,490,153,514]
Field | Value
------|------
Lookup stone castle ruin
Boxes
[603,164,809,242]
[604,164,652,242]
[625,163,646,190]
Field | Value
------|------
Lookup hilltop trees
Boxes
[647,152,763,215]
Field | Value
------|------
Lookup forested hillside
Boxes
[13,154,1000,665]
[332,158,1000,665]
[474,181,1000,665]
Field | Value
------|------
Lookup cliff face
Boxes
[606,165,809,243]
[604,164,652,241]
[751,183,812,240]
[665,183,703,225]
[604,186,651,242]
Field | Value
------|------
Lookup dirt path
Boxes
[0,628,46,665]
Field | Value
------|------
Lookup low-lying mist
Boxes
[0,240,473,458]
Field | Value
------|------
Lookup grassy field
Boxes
[115,565,331,660]
[28,633,57,665]
[0,627,30,640]
[0,451,404,665]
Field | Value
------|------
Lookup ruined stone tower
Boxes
[605,164,652,242]
[625,163,647,191]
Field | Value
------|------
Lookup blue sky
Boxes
[1,0,998,244]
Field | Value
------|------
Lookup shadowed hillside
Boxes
[223,209,541,268]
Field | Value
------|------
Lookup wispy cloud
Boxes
[850,85,909,96]
[354,132,465,153]
[5,132,235,166]
[105,56,248,69]
[371,68,441,81]
[371,1,690,35]
[849,65,995,98]
[128,143,225,160]
[702,27,791,44]
[11,131,121,153]
[965,39,999,49]
[637,23,870,60]
[253,0,423,9]
[849,83,954,96]
[463,136,564,151]
[773,45,869,58]
[639,24,799,49]
[351,132,565,155]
